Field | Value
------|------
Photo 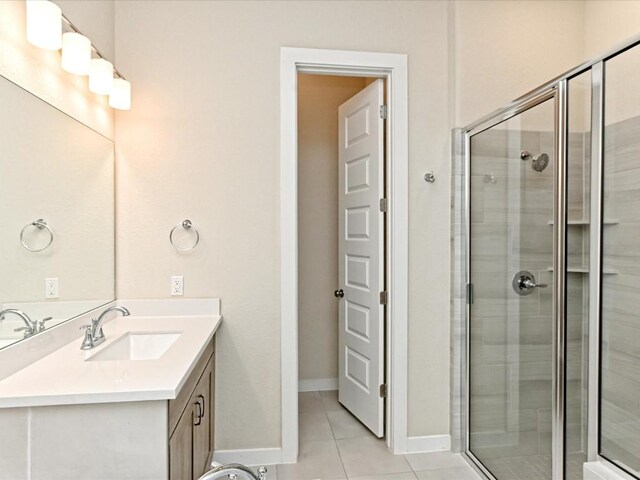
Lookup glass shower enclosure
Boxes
[460,39,640,480]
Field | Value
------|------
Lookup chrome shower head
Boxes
[521,151,550,172]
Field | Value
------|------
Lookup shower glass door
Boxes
[467,95,556,480]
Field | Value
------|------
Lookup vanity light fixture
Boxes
[26,0,62,50]
[89,58,114,95]
[61,32,91,75]
[108,78,131,110]
[25,0,131,110]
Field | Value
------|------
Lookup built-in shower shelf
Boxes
[546,266,618,274]
[546,219,619,225]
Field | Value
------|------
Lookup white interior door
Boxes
[337,79,385,437]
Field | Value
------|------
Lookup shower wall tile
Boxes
[450,128,466,452]
[601,114,640,472]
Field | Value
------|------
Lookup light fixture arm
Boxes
[60,13,127,81]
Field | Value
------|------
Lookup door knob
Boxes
[334,289,344,298]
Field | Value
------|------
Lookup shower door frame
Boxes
[458,34,640,480]
[461,84,567,480]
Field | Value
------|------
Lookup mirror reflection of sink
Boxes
[87,332,182,361]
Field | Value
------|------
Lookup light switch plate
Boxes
[171,276,184,296]
[45,278,59,298]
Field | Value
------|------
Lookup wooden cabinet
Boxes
[169,406,194,480]
[193,357,213,477]
[169,341,215,480]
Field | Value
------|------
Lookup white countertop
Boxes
[0,314,221,408]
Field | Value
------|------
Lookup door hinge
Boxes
[379,291,388,305]
[379,198,388,213]
[379,384,387,398]
[466,283,474,305]
[379,105,388,119]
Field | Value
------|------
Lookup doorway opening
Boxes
[297,73,388,449]
[280,47,408,464]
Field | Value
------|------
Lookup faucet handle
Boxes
[13,326,32,338]
[80,324,94,350]
[38,317,53,332]
[257,467,267,480]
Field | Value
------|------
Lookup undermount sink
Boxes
[87,332,181,361]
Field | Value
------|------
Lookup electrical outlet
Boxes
[45,278,59,298]
[171,276,184,296]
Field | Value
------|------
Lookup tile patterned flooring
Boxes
[262,391,482,480]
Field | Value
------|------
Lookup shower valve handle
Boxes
[520,277,548,290]
[512,270,547,296]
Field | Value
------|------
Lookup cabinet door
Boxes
[192,362,212,479]
[169,405,193,480]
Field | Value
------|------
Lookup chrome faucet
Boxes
[80,306,130,350]
[198,464,267,480]
[0,309,38,338]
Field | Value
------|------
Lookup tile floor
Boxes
[261,391,482,480]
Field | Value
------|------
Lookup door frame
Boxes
[280,47,408,463]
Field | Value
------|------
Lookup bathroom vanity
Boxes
[0,302,222,480]
[0,62,223,480]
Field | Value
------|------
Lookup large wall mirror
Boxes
[0,74,114,350]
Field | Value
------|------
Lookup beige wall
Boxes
[0,0,115,139]
[583,1,640,59]
[453,0,586,127]
[453,1,640,129]
[297,74,368,383]
[114,0,453,448]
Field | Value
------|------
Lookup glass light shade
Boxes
[109,78,131,110]
[89,59,114,95]
[26,0,62,50]
[61,32,91,75]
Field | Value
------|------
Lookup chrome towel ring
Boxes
[20,219,53,252]
[170,219,200,251]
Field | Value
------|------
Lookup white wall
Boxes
[297,74,367,384]
[0,0,115,139]
[114,0,453,448]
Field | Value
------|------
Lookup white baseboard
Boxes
[213,447,283,466]
[298,377,338,392]
[405,434,451,454]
